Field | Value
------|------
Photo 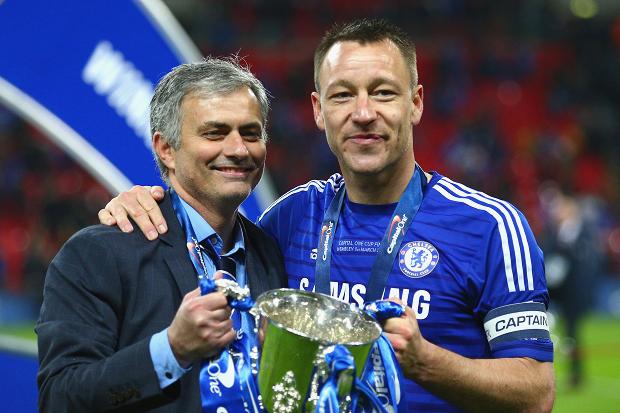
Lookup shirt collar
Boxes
[177,195,245,258]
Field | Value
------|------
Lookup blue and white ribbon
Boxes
[198,274,263,413]
[316,345,388,413]
[360,301,408,413]
[170,190,263,413]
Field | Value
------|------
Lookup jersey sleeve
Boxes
[256,186,308,255]
[472,207,553,362]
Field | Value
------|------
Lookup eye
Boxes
[242,131,262,142]
[373,89,397,100]
[202,130,225,140]
[329,91,353,102]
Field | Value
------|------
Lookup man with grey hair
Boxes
[36,58,287,412]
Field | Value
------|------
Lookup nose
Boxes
[223,131,250,158]
[351,94,377,125]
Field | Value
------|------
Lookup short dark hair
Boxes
[313,18,418,92]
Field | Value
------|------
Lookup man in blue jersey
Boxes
[98,19,555,413]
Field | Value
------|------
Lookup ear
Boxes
[153,131,175,172]
[411,84,424,126]
[311,91,325,131]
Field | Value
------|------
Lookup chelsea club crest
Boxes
[399,241,439,279]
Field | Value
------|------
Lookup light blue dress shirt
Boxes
[149,196,246,388]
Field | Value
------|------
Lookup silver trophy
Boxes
[254,289,382,413]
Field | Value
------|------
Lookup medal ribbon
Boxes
[171,190,262,413]
[313,164,426,413]
[314,164,427,301]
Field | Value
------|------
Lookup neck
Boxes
[171,184,238,251]
[343,160,416,205]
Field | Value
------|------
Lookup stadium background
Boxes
[1,0,620,411]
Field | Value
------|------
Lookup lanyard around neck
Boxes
[170,189,220,280]
[314,165,427,302]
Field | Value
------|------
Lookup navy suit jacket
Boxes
[36,193,287,412]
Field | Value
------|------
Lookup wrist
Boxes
[407,337,435,382]
[167,329,192,368]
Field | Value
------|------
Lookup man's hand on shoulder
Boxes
[98,185,166,240]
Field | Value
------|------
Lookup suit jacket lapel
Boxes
[159,193,198,296]
[239,215,262,299]
[157,195,274,299]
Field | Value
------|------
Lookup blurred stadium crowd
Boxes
[1,1,620,323]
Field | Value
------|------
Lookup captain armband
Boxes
[483,302,550,350]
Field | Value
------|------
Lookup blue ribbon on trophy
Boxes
[199,275,263,413]
[316,345,389,413]
[361,300,409,413]
[170,190,263,413]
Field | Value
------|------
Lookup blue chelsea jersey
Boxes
[258,172,553,413]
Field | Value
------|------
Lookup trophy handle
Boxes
[335,364,354,411]
[336,364,354,397]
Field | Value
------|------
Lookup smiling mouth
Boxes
[213,165,255,177]
[347,133,384,143]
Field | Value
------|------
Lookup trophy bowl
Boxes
[255,289,382,413]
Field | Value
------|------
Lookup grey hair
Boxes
[150,57,270,181]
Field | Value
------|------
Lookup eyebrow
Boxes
[197,121,263,131]
[369,77,402,90]
[325,76,403,92]
[239,121,263,130]
[325,79,356,92]
[197,121,229,130]
[198,121,263,132]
